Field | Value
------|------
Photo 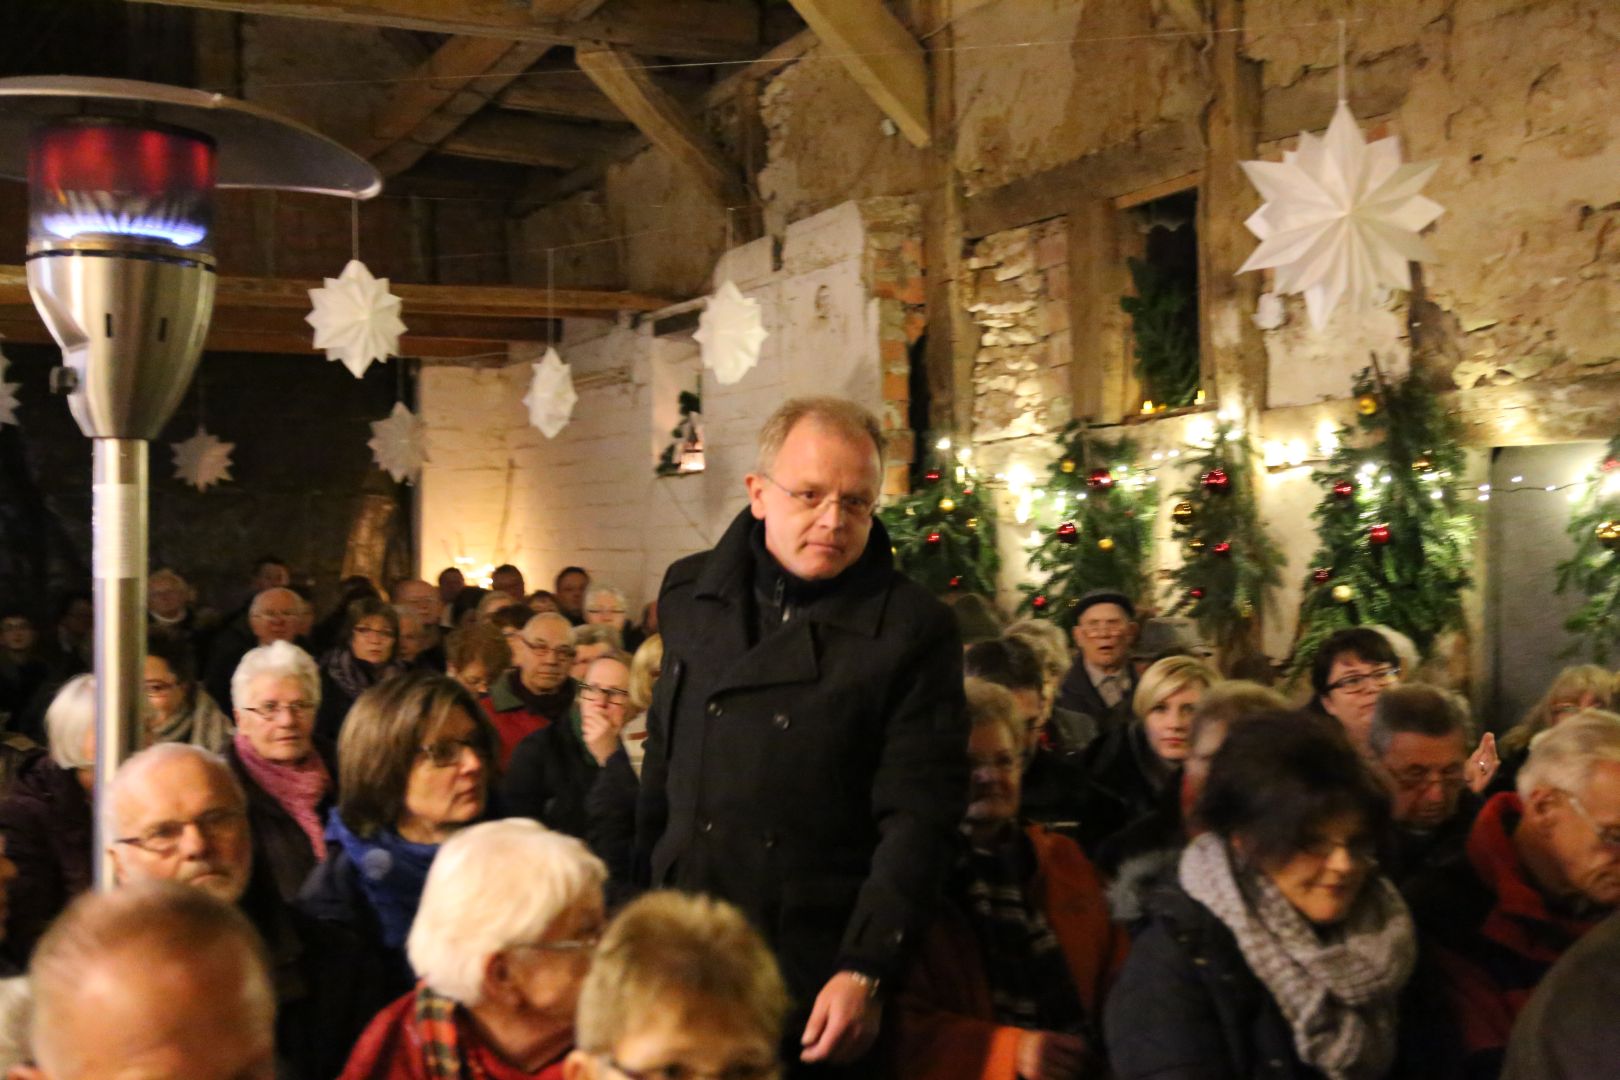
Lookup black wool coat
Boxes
[224,737,338,905]
[634,509,968,1000]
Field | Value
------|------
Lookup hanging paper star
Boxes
[1238,100,1444,329]
[306,259,407,378]
[171,426,235,491]
[368,402,428,484]
[694,280,768,385]
[0,343,19,429]
[522,347,577,439]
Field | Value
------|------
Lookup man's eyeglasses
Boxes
[418,737,483,768]
[521,640,576,661]
[115,807,246,855]
[1564,791,1620,849]
[1389,765,1466,793]
[598,1056,778,1080]
[1326,666,1401,694]
[253,609,300,621]
[242,700,314,721]
[143,680,180,695]
[514,929,604,955]
[1077,620,1129,638]
[586,607,626,618]
[760,473,876,520]
[579,683,630,706]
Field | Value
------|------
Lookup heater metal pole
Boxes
[91,438,147,891]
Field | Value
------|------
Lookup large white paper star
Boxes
[306,259,407,378]
[522,347,577,439]
[368,402,428,484]
[693,280,767,385]
[0,343,19,429]
[171,426,234,491]
[1239,100,1444,329]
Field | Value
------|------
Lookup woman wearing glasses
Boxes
[1307,627,1405,752]
[502,651,632,842]
[340,819,606,1080]
[226,640,337,904]
[143,630,233,752]
[1492,665,1615,795]
[301,672,498,999]
[316,597,407,743]
[1106,712,1415,1080]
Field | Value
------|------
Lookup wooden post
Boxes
[920,0,974,440]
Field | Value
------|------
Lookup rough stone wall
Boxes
[966,220,1073,443]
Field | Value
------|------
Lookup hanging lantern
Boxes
[1172,501,1195,524]
[1056,521,1079,545]
[1201,468,1231,493]
[1369,523,1392,546]
[1087,468,1114,490]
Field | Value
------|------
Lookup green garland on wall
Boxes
[1556,433,1620,661]
[880,440,1000,597]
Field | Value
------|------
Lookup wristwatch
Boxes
[844,970,882,1000]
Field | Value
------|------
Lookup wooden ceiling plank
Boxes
[127,0,760,60]
[437,111,621,170]
[573,44,747,209]
[785,0,931,148]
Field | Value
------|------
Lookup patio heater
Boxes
[0,77,380,887]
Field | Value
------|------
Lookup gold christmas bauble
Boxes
[1060,459,1077,474]
[1597,520,1620,551]
[1187,537,1206,553]
[1411,454,1433,473]
[966,517,978,529]
[904,506,915,516]
[1238,600,1255,619]
[1332,584,1355,603]
[1356,394,1379,416]
[1097,537,1116,552]
[938,497,956,513]
[1172,501,1195,523]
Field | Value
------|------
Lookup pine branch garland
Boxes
[1556,435,1620,661]
[1121,257,1199,408]
[879,441,1000,597]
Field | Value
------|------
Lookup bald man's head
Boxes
[248,588,303,646]
[108,744,252,904]
[25,882,275,1080]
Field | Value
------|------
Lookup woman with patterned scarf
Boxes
[316,597,408,742]
[339,819,605,1080]
[300,672,497,1001]
[1106,711,1416,1080]
[890,679,1130,1079]
[143,631,233,753]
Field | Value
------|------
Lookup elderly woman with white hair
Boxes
[584,585,641,653]
[226,641,337,903]
[339,818,606,1080]
[0,675,95,965]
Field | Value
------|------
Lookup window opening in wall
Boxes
[656,388,705,476]
[1120,189,1200,412]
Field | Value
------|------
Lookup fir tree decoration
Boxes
[1019,423,1157,627]
[1168,418,1283,661]
[1291,364,1475,673]
[1556,435,1620,661]
[1120,257,1199,408]
[655,390,704,476]
[879,439,999,597]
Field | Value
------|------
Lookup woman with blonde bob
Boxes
[1073,655,1219,855]
[1492,665,1616,794]
[340,819,607,1080]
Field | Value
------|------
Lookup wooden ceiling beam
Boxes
[573,44,747,209]
[786,0,930,148]
[436,111,624,170]
[127,0,761,60]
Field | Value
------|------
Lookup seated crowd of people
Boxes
[1,557,1618,1080]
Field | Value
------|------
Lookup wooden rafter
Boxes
[437,112,625,170]
[786,0,930,147]
[497,67,700,124]
[126,0,761,60]
[573,44,747,209]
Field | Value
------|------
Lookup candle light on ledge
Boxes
[1194,388,1207,406]
[1140,400,1156,415]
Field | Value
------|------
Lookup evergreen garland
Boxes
[1018,423,1157,627]
[1120,256,1199,408]
[1167,418,1283,661]
[1291,366,1475,673]
[1555,434,1620,661]
[879,440,1000,597]
[654,390,704,476]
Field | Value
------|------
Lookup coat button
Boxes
[701,819,714,833]
[707,701,723,717]
[773,712,790,730]
[762,832,777,848]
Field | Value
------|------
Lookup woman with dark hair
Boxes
[450,586,489,629]
[143,630,232,752]
[1105,711,1415,1080]
[298,671,497,998]
[1308,627,1403,751]
[315,596,405,742]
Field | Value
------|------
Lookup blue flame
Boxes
[40,210,207,248]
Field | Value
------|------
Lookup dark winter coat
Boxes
[1502,909,1620,1080]
[501,707,600,841]
[634,508,968,1004]
[1055,661,1134,737]
[1385,789,1482,888]
[0,750,92,966]
[225,737,339,904]
[586,745,640,906]
[1072,722,1177,857]
[1104,885,1327,1080]
[296,845,417,1004]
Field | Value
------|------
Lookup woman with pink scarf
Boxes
[226,640,337,903]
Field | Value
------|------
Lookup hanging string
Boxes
[1336,18,1348,103]
[350,199,361,264]
[546,248,557,352]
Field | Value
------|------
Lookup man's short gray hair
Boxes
[573,623,622,651]
[46,674,97,770]
[522,611,575,642]
[249,587,304,618]
[584,585,626,611]
[231,639,320,712]
[407,819,605,1005]
[1518,709,1620,800]
[108,743,247,835]
[1369,684,1473,759]
[755,397,884,474]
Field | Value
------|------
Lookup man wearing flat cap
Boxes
[1055,590,1138,736]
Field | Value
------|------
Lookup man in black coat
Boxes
[635,397,968,1074]
[1054,590,1139,733]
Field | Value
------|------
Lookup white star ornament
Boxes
[171,426,235,491]
[522,347,577,439]
[693,280,768,385]
[1238,101,1444,329]
[306,259,407,378]
[0,345,19,429]
[369,402,428,483]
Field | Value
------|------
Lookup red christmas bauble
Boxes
[1369,523,1392,546]
[1087,468,1115,490]
[1603,458,1620,473]
[1212,541,1232,556]
[924,470,941,483]
[1332,479,1354,499]
[1031,595,1049,610]
[948,575,962,589]
[1312,567,1333,584]
[1056,521,1079,544]
[1189,588,1206,600]
[1201,469,1230,493]
[926,531,942,545]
